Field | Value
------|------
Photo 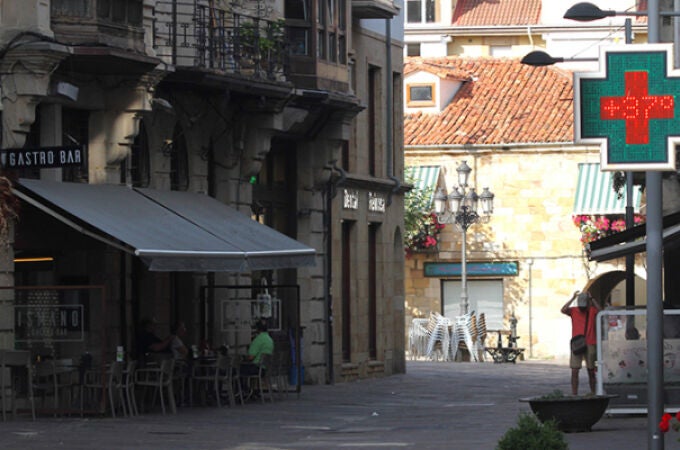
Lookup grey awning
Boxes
[15,179,316,272]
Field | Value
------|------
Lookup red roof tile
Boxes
[404,56,574,146]
[452,0,541,26]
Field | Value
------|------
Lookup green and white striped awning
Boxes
[405,165,441,204]
[573,163,642,215]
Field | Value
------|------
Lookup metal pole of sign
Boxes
[646,1,665,448]
[624,18,637,338]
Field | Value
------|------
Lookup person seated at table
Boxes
[136,317,175,361]
[170,321,189,360]
[240,320,274,377]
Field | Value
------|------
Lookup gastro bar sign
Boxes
[574,44,680,171]
[1,145,85,169]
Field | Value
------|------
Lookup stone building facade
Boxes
[0,0,405,385]
[403,57,647,360]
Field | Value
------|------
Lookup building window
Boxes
[407,83,435,107]
[407,0,436,24]
[170,124,189,191]
[62,108,89,183]
[317,0,346,63]
[406,43,421,57]
[128,120,150,187]
[368,66,380,176]
[286,0,311,55]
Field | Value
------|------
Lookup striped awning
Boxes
[405,165,441,204]
[573,163,642,215]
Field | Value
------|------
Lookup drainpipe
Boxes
[325,161,346,384]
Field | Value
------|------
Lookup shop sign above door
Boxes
[574,44,680,171]
[1,145,85,169]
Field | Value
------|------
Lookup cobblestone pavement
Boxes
[0,360,654,449]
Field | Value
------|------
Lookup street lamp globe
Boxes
[456,160,472,188]
[448,187,463,214]
[433,187,448,215]
[480,187,495,215]
[464,187,478,212]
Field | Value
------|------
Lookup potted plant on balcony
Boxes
[236,19,285,77]
[404,181,445,256]
[519,389,617,432]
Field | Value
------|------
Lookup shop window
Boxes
[368,223,379,359]
[407,83,436,107]
[341,220,353,362]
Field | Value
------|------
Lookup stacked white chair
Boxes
[475,313,488,361]
[408,318,430,360]
[450,312,479,362]
[425,312,452,361]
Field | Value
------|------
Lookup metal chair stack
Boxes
[451,312,479,362]
[408,318,430,360]
[425,312,451,361]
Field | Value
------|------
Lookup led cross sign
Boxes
[574,44,680,171]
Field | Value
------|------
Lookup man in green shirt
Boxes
[241,320,274,375]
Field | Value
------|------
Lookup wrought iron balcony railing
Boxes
[153,1,288,81]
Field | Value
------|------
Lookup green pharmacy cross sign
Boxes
[574,44,680,171]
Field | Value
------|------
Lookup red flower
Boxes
[661,419,670,433]
[676,411,680,422]
[611,219,626,232]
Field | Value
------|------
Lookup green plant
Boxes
[496,413,568,450]
[538,389,566,400]
[404,172,445,254]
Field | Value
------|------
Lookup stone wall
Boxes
[405,145,647,359]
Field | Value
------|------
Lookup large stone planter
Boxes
[519,394,617,432]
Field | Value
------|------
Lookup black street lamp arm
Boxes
[455,206,480,231]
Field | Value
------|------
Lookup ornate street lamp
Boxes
[434,161,494,315]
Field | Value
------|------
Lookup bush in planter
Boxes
[496,412,568,450]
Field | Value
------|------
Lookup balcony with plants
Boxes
[152,1,289,81]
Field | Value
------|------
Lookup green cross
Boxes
[577,48,680,169]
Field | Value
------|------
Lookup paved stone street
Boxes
[0,360,654,449]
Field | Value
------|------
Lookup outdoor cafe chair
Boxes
[270,351,290,399]
[81,360,127,417]
[242,353,274,404]
[191,353,241,407]
[0,350,35,421]
[122,360,138,416]
[33,358,79,416]
[135,358,176,414]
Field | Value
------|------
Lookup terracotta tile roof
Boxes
[404,56,574,146]
[452,0,541,26]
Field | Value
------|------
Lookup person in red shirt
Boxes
[561,290,601,395]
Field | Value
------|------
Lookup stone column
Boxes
[88,83,154,184]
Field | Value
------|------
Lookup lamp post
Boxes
[433,161,494,316]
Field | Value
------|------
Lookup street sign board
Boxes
[574,44,680,171]
[0,145,85,170]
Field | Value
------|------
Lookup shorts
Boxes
[570,344,596,370]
